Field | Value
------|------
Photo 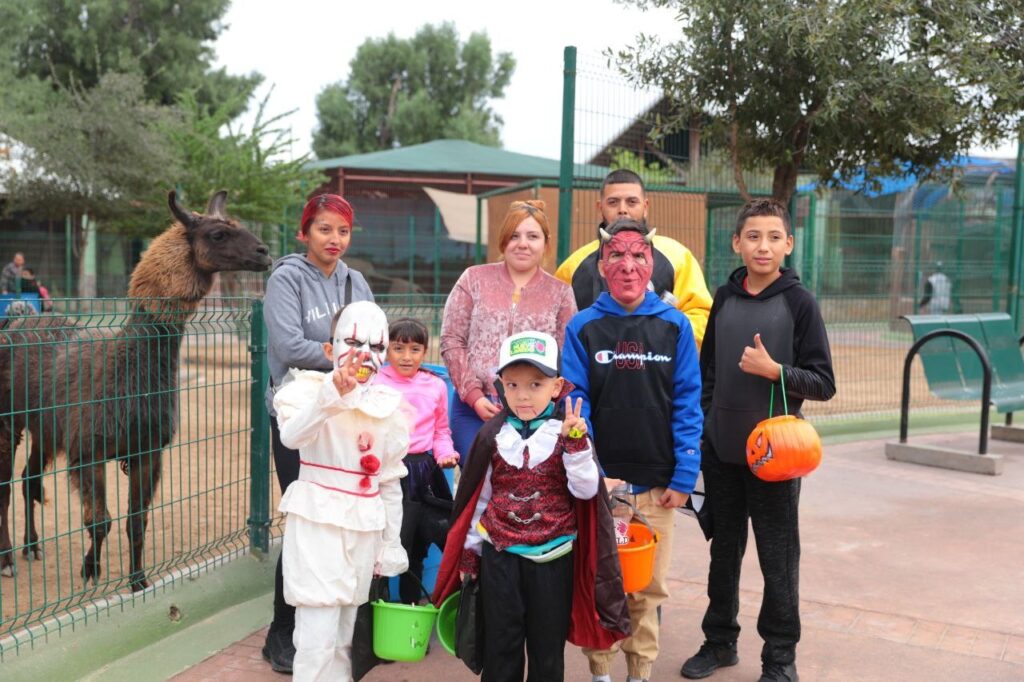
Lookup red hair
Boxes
[497,200,550,253]
[299,194,355,236]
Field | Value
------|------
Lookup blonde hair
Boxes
[497,200,551,253]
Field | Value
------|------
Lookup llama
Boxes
[0,190,271,590]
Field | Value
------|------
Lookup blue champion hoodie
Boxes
[562,291,702,494]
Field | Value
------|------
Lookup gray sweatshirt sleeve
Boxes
[264,269,333,382]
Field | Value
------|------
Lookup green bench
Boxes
[899,313,1024,454]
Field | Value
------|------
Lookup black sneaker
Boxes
[680,641,739,679]
[261,627,295,674]
[759,662,798,682]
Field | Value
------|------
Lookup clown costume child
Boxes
[273,301,410,681]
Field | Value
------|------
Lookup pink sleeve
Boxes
[431,378,458,462]
[553,283,579,347]
[440,270,484,406]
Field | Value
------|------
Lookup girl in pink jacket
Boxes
[375,317,460,604]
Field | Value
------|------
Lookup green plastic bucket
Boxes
[435,591,461,655]
[372,600,439,662]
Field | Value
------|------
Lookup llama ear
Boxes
[168,190,197,230]
[206,190,228,219]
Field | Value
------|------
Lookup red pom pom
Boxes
[360,454,380,474]
[359,475,371,490]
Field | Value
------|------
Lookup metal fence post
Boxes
[433,208,442,296]
[248,298,271,555]
[557,45,577,264]
[1011,135,1024,328]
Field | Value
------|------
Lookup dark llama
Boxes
[0,190,271,590]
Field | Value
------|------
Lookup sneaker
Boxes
[261,627,295,674]
[680,641,739,679]
[759,662,798,682]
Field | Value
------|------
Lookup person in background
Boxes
[554,169,712,349]
[918,262,952,314]
[261,193,374,674]
[1,252,25,294]
[440,200,577,465]
[15,267,40,295]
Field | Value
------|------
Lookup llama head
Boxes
[167,190,272,275]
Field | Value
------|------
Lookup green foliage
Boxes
[312,22,515,158]
[1,71,182,232]
[0,1,313,238]
[614,0,1024,202]
[608,149,677,184]
[170,90,321,230]
[0,0,262,115]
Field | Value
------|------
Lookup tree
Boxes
[1,71,181,232]
[0,0,261,117]
[312,22,515,158]
[170,89,322,230]
[614,0,1024,203]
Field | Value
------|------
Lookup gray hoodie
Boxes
[263,253,374,414]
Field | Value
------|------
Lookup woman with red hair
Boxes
[440,200,577,465]
[261,193,375,673]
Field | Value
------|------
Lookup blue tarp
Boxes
[798,156,1015,198]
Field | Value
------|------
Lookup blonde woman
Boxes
[440,200,577,463]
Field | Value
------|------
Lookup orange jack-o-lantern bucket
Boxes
[746,415,822,481]
[746,368,822,482]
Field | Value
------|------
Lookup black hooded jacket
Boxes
[701,267,835,465]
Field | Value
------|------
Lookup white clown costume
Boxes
[273,301,409,682]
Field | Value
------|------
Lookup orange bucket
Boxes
[617,521,659,593]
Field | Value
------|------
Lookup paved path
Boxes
[171,431,1024,681]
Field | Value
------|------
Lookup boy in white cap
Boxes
[433,330,631,681]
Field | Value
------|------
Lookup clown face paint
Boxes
[330,301,389,384]
[598,231,654,309]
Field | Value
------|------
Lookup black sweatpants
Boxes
[269,417,300,637]
[480,543,574,682]
[398,452,453,604]
[701,448,801,666]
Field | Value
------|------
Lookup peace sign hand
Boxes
[332,351,367,397]
[561,396,588,439]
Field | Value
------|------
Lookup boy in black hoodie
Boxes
[681,199,835,682]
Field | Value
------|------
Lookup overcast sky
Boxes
[213,0,1020,163]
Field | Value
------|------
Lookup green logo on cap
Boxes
[509,337,546,357]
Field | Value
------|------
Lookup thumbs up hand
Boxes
[739,333,781,380]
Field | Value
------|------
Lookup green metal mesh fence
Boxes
[0,294,447,658]
[567,48,1022,423]
[0,298,259,657]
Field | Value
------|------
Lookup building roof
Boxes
[307,139,607,179]
[798,156,1016,198]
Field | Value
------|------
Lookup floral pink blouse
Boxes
[440,263,577,407]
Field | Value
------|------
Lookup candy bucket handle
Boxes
[611,496,658,543]
[396,571,433,604]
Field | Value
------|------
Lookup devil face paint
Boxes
[601,231,653,307]
[331,301,389,384]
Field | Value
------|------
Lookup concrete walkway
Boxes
[169,431,1024,681]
